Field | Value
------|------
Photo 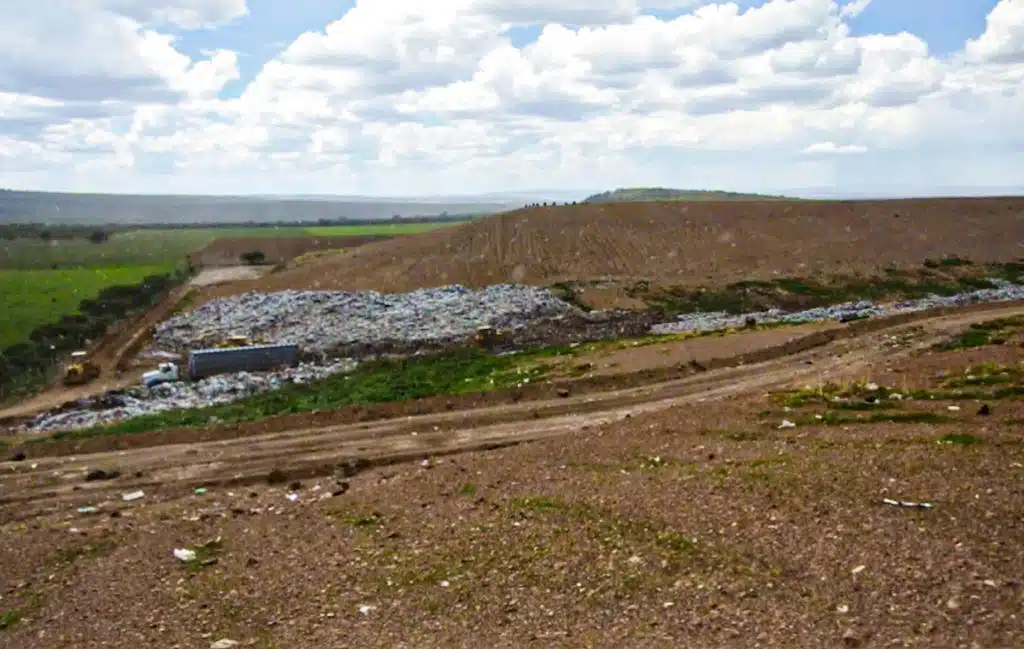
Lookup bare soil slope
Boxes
[205,198,1024,298]
[187,235,391,268]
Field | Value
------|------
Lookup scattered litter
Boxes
[285,493,299,502]
[779,420,797,429]
[836,604,850,614]
[210,640,239,649]
[358,604,377,615]
[652,280,1024,336]
[440,580,450,588]
[851,565,866,575]
[947,405,961,411]
[173,548,197,562]
[194,488,208,495]
[865,383,879,391]
[77,506,99,514]
[882,498,934,509]
[122,490,145,502]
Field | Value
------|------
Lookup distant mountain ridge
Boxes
[0,189,521,225]
[583,187,793,203]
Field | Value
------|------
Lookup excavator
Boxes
[63,351,101,386]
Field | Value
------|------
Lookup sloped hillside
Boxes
[204,198,1024,299]
[583,187,791,202]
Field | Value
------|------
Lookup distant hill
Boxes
[0,189,520,226]
[582,187,793,203]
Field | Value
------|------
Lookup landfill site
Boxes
[2,198,1024,649]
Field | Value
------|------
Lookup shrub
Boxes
[240,250,267,265]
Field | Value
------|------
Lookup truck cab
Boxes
[142,362,180,388]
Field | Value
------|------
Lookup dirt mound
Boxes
[203,198,1024,299]
[188,235,391,268]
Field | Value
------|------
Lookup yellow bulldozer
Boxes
[213,334,267,349]
[473,326,508,350]
[63,351,101,386]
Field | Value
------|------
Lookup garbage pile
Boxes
[24,359,357,433]
[154,285,582,354]
[650,279,1024,334]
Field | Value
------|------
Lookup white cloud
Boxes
[803,141,867,155]
[963,0,1024,64]
[1,0,1023,195]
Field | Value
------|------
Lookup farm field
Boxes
[0,265,174,348]
[0,222,464,270]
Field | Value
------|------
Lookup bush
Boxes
[240,250,267,265]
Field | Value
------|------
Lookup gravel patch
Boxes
[651,280,1024,334]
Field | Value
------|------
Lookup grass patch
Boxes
[0,265,174,347]
[0,610,20,630]
[781,410,953,427]
[938,433,982,446]
[49,348,553,441]
[934,317,1024,351]
[458,483,477,498]
[180,537,226,572]
[510,496,564,513]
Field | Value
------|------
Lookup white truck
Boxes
[142,362,180,388]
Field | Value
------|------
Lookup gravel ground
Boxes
[651,280,1024,334]
[1,343,1021,649]
[154,284,583,354]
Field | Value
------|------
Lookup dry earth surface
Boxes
[203,198,1024,301]
[1,301,1021,649]
[187,235,391,268]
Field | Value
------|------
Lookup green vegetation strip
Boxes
[47,349,554,442]
[934,316,1024,350]
[633,261,1024,316]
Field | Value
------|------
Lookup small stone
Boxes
[946,596,960,610]
[10,451,26,462]
[842,628,862,647]
[288,481,302,492]
[977,404,991,416]
[85,468,120,482]
[555,387,571,398]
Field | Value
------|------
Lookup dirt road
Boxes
[4,300,1021,521]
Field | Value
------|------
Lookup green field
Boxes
[0,265,174,347]
[0,222,463,270]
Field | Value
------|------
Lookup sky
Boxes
[0,0,1022,197]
